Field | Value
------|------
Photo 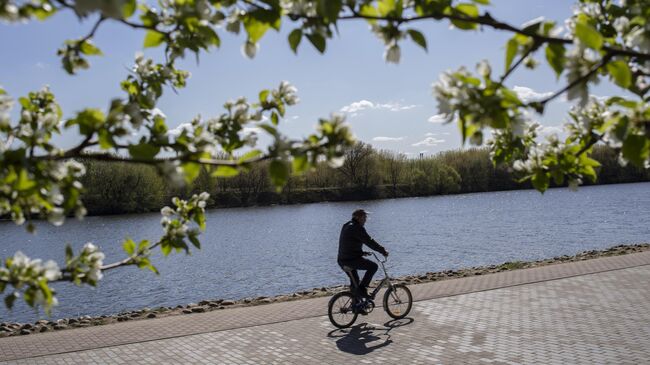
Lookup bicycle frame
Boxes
[366,252,394,299]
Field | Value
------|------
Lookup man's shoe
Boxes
[358,287,370,299]
[353,300,368,315]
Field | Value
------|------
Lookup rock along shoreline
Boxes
[1,243,648,338]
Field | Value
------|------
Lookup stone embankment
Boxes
[1,243,647,337]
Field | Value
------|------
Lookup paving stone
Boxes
[1,252,649,364]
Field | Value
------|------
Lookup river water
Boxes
[1,182,649,323]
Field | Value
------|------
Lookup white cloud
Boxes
[340,100,418,115]
[513,86,553,103]
[425,132,438,136]
[372,136,404,142]
[341,100,375,113]
[428,114,448,124]
[35,62,48,69]
[376,102,418,111]
[412,137,445,146]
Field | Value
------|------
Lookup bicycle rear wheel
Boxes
[383,284,412,319]
[328,292,358,328]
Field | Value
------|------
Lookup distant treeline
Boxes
[79,143,650,215]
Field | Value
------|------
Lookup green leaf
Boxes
[259,89,270,102]
[194,210,206,230]
[471,0,490,4]
[504,38,518,72]
[451,18,477,30]
[531,170,550,192]
[306,33,326,53]
[189,234,201,249]
[16,169,36,191]
[407,29,427,51]
[259,123,277,135]
[147,263,159,274]
[161,243,172,256]
[271,111,279,125]
[79,41,103,56]
[606,96,637,108]
[377,0,396,16]
[292,155,309,174]
[123,239,136,256]
[211,165,239,177]
[181,162,201,183]
[455,3,479,17]
[143,31,165,48]
[244,16,271,43]
[4,293,17,309]
[288,29,302,54]
[137,240,150,254]
[238,149,263,163]
[606,60,632,88]
[76,108,106,135]
[359,4,379,24]
[622,134,650,167]
[33,7,56,20]
[318,0,342,22]
[98,129,114,149]
[545,43,566,79]
[128,143,160,160]
[123,0,136,18]
[575,18,603,50]
[269,160,290,188]
[18,97,30,109]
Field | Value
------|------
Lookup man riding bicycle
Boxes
[337,209,389,299]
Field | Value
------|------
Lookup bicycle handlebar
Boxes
[364,251,388,263]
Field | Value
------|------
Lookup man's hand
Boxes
[382,249,389,257]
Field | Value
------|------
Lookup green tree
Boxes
[1,0,649,312]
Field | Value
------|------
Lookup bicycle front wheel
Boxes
[328,292,358,328]
[383,284,412,319]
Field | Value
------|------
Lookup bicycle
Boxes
[328,252,413,329]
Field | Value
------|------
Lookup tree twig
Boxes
[498,41,540,86]
[536,54,613,107]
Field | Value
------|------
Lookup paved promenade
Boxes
[1,251,649,364]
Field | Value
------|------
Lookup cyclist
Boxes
[337,209,389,299]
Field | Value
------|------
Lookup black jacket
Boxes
[338,219,387,261]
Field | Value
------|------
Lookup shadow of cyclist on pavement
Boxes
[327,318,414,355]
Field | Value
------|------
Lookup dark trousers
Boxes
[338,258,378,293]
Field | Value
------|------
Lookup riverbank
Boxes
[77,145,650,216]
[1,243,648,337]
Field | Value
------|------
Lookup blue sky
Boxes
[0,0,625,157]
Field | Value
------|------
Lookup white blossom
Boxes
[242,41,258,59]
[613,17,630,33]
[161,206,175,216]
[47,207,65,226]
[477,60,491,78]
[384,43,401,64]
[43,260,61,281]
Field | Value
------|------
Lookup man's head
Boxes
[352,209,368,226]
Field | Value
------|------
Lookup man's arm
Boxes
[356,225,388,256]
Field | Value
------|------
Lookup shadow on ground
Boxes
[327,318,414,355]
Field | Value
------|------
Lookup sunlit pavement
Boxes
[1,251,649,364]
